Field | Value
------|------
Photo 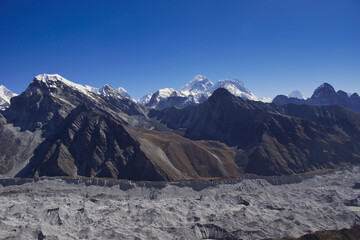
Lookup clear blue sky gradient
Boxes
[1,0,359,99]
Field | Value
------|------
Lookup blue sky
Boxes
[0,0,359,99]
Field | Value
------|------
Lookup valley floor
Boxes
[0,168,360,240]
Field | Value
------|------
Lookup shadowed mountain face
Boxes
[273,82,360,114]
[150,88,360,176]
[14,103,241,180]
[15,105,165,181]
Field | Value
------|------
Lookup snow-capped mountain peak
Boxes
[0,85,17,103]
[99,84,120,98]
[146,88,186,108]
[209,79,258,101]
[180,75,214,96]
[139,93,152,104]
[155,88,176,98]
[116,87,133,100]
[288,90,307,100]
[33,73,91,96]
[259,97,272,103]
[0,85,18,110]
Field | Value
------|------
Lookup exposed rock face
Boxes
[16,105,165,180]
[273,82,360,113]
[150,88,360,176]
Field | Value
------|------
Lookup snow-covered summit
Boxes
[0,85,17,103]
[209,79,258,101]
[139,93,152,104]
[147,88,186,108]
[141,75,263,109]
[181,75,214,96]
[33,74,136,102]
[0,85,18,110]
[259,97,272,103]
[33,73,91,96]
[117,87,134,101]
[98,84,121,98]
[288,90,307,100]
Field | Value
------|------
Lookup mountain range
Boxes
[273,83,360,113]
[0,74,360,180]
[139,75,269,110]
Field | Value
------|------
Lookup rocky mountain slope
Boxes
[0,74,242,180]
[273,83,360,113]
[1,74,360,180]
[150,88,360,176]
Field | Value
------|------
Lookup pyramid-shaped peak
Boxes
[181,75,214,94]
[315,83,335,91]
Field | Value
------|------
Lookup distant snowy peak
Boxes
[0,85,18,103]
[259,97,272,103]
[142,75,262,109]
[139,93,152,104]
[98,84,122,99]
[147,88,186,108]
[155,88,182,98]
[210,79,258,101]
[180,75,214,96]
[0,85,18,110]
[117,87,133,100]
[288,90,307,100]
